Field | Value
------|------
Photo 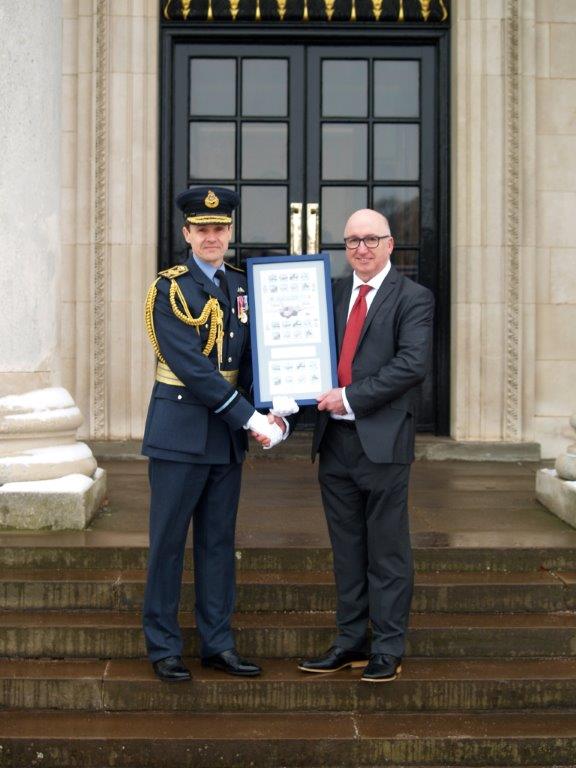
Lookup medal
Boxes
[237,294,248,323]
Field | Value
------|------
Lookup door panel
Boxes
[172,44,304,264]
[307,45,437,430]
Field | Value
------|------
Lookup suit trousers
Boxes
[318,420,413,656]
[143,457,242,662]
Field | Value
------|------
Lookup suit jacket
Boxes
[312,264,434,464]
[142,255,254,464]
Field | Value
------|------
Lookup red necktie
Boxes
[337,284,373,387]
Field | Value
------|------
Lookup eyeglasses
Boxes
[343,235,391,250]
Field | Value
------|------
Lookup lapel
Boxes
[185,254,230,307]
[357,263,400,347]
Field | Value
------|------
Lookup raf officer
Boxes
[142,186,282,682]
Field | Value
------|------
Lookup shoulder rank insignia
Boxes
[158,265,189,279]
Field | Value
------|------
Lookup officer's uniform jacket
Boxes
[142,254,254,464]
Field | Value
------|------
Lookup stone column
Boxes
[451,0,539,455]
[0,1,62,395]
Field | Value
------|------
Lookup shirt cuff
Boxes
[341,388,354,416]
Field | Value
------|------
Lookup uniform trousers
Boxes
[143,457,242,662]
[318,420,413,657]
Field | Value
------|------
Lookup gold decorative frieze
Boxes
[161,0,450,23]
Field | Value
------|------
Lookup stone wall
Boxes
[533,1,576,457]
[60,0,158,440]
[451,0,576,458]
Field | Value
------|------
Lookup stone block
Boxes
[536,468,576,528]
[0,469,107,530]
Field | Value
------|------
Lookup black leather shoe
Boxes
[361,654,402,682]
[152,656,192,683]
[201,649,262,677]
[298,646,369,674]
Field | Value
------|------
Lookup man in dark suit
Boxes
[299,208,434,683]
[142,186,283,682]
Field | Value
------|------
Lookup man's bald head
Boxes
[344,209,391,238]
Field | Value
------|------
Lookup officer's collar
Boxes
[191,253,225,283]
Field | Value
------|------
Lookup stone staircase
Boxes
[1,540,576,766]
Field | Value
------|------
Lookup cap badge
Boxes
[204,190,219,209]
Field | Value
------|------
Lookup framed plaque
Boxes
[246,253,338,408]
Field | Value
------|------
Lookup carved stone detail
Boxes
[504,0,521,440]
[92,0,108,439]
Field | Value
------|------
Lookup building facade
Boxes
[1,0,574,458]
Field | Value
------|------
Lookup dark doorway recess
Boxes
[160,24,450,434]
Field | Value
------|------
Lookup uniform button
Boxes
[177,394,182,400]
[232,308,235,314]
[229,331,234,338]
[228,356,233,363]
[205,324,209,329]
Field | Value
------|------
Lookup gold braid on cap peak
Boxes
[145,274,224,367]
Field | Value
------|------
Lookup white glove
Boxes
[245,411,284,445]
[270,396,300,417]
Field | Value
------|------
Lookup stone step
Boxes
[1,569,574,613]
[1,710,576,766]
[1,611,576,658]
[3,535,576,572]
[1,658,576,713]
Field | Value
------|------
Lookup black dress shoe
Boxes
[201,649,262,677]
[152,656,192,683]
[298,646,369,674]
[361,654,402,682]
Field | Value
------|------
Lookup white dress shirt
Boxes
[334,260,392,421]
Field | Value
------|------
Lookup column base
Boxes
[536,468,576,529]
[0,468,107,530]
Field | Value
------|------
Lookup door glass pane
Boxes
[189,122,236,179]
[322,60,368,117]
[321,187,367,243]
[241,186,287,243]
[373,187,420,245]
[374,61,419,118]
[242,59,288,116]
[322,124,367,181]
[190,59,236,116]
[392,249,419,281]
[327,249,353,279]
[242,123,288,180]
[190,122,236,179]
[374,124,419,181]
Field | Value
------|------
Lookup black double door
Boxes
[162,39,448,433]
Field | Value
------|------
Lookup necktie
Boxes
[215,269,230,303]
[337,284,373,387]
